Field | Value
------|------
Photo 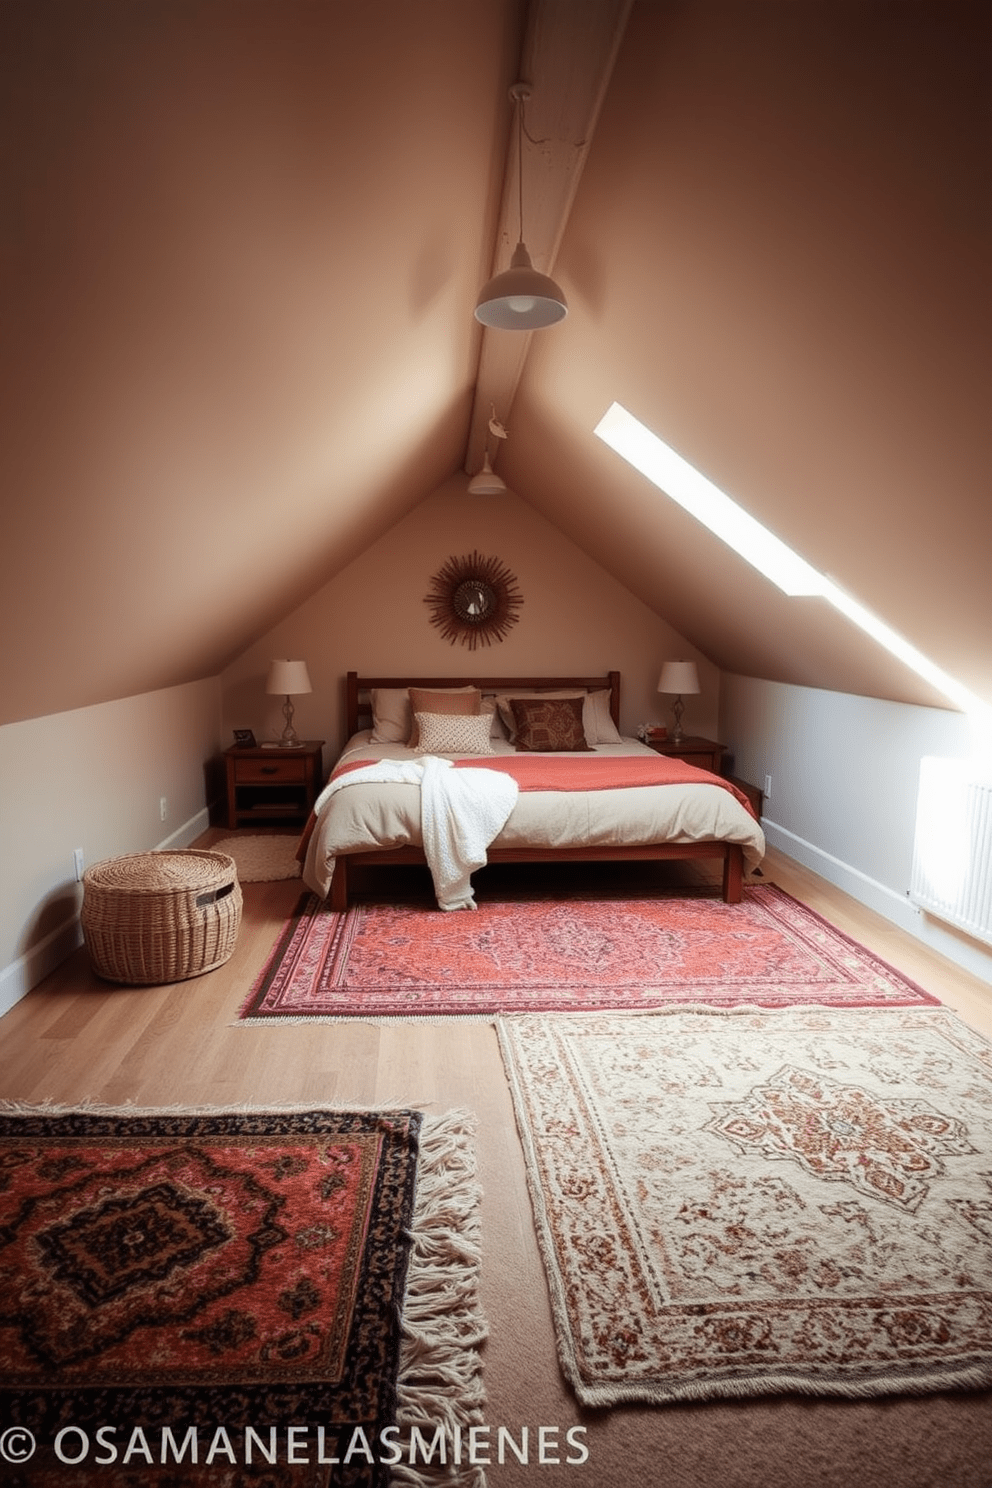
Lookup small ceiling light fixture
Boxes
[474,83,568,331]
[266,659,312,748]
[467,452,506,495]
[468,408,509,494]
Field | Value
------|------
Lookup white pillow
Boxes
[414,711,494,756]
[583,689,623,745]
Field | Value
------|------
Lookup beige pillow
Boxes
[414,710,494,756]
[370,688,411,744]
[481,695,503,737]
[407,686,480,748]
[496,690,585,742]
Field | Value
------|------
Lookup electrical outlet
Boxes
[73,848,85,881]
[764,774,773,801]
[160,797,168,822]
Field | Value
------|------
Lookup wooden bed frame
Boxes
[327,671,744,910]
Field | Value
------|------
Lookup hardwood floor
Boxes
[4,842,989,1108]
[2,840,991,1487]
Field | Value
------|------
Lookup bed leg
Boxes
[722,845,744,903]
[329,857,349,913]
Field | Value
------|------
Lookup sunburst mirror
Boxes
[424,551,523,650]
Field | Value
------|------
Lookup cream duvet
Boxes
[301,732,765,902]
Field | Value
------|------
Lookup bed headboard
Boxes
[344,671,621,742]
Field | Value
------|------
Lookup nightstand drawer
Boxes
[233,755,308,784]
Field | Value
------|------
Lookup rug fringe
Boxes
[549,1361,992,1410]
[395,1109,488,1488]
[234,1014,501,1026]
[0,1098,442,1117]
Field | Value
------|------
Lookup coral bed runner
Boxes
[0,1105,485,1487]
[239,884,939,1023]
[498,1005,992,1407]
[333,751,757,813]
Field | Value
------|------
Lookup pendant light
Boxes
[468,409,509,494]
[467,451,507,495]
[474,84,568,330]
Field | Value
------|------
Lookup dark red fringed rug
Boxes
[0,1105,485,1487]
[238,884,940,1022]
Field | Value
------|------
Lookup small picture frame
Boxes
[233,729,257,748]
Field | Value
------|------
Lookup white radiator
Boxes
[910,757,992,946]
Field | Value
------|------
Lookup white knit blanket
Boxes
[312,757,519,910]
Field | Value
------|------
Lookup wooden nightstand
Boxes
[646,736,726,774]
[224,741,324,829]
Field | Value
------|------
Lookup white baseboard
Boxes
[0,915,84,1019]
[763,817,992,986]
[156,807,211,852]
[0,807,214,1019]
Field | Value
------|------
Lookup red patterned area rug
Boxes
[0,1105,485,1487]
[497,1005,992,1407]
[238,884,939,1022]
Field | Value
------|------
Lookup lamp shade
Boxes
[474,242,568,330]
[467,452,507,495]
[657,661,700,696]
[266,660,312,697]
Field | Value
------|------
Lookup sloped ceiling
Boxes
[0,0,523,722]
[502,0,991,712]
[1,0,988,727]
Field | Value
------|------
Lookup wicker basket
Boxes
[81,850,242,984]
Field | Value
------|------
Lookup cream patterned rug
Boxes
[498,1005,992,1407]
[213,834,301,882]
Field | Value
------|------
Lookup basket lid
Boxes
[83,850,236,893]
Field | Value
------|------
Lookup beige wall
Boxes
[221,475,718,762]
[0,677,222,1015]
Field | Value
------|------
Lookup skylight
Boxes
[594,401,990,731]
[595,403,823,597]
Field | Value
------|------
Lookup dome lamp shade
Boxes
[475,241,568,330]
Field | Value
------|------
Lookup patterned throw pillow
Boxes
[496,690,585,742]
[414,710,494,756]
[509,696,592,752]
[407,687,481,747]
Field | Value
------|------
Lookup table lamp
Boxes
[266,660,312,748]
[657,661,700,744]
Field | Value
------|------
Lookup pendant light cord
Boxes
[517,91,525,244]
